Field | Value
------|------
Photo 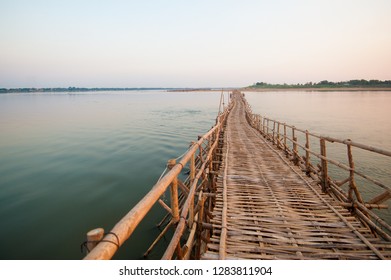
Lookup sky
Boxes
[1,0,391,88]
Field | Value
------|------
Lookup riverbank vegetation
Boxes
[248,79,391,89]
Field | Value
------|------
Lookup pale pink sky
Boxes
[1,0,390,88]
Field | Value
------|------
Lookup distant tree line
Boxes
[249,79,391,89]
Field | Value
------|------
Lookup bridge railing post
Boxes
[267,119,270,138]
[283,123,287,153]
[189,146,196,226]
[259,115,262,132]
[320,138,329,193]
[305,130,310,173]
[167,159,180,223]
[347,143,364,204]
[292,126,298,165]
[85,228,104,254]
[277,122,281,149]
[272,121,276,144]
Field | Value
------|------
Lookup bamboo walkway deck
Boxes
[201,93,391,260]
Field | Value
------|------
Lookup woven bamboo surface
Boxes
[202,93,391,260]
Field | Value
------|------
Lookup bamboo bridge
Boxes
[83,91,391,260]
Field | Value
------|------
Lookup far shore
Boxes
[242,87,391,92]
[169,87,391,92]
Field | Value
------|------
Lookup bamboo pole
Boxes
[189,150,196,226]
[347,143,364,204]
[293,137,299,165]
[167,159,180,223]
[305,130,310,173]
[219,136,229,260]
[144,221,173,257]
[218,90,224,115]
[259,115,263,132]
[323,137,391,157]
[158,199,172,214]
[266,119,269,136]
[86,228,104,253]
[339,202,388,209]
[320,138,329,193]
[263,117,391,157]
[283,123,287,153]
[196,195,206,258]
[367,190,391,205]
[184,214,198,259]
[292,127,298,164]
[272,121,276,144]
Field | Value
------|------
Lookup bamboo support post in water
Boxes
[368,190,391,205]
[272,121,276,144]
[144,221,173,257]
[305,130,310,173]
[267,119,269,136]
[259,115,262,131]
[189,150,196,226]
[347,143,364,204]
[320,138,329,193]
[167,159,180,223]
[292,127,298,164]
[284,123,287,153]
[86,228,104,253]
[293,140,298,165]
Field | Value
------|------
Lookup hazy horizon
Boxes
[1,0,391,88]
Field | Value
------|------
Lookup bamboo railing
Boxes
[243,96,391,240]
[83,93,233,260]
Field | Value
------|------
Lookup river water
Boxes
[0,90,390,259]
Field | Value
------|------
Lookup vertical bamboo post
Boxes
[277,122,281,149]
[272,121,276,144]
[167,159,179,223]
[320,138,329,193]
[267,119,269,136]
[86,228,104,253]
[176,243,184,260]
[305,130,310,173]
[262,118,266,134]
[218,91,224,116]
[292,127,298,164]
[284,123,287,153]
[198,136,204,164]
[259,115,263,132]
[347,143,364,204]
[189,146,196,225]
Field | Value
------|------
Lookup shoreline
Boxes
[169,87,391,92]
[242,87,391,92]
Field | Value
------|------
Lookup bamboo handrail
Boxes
[262,117,391,157]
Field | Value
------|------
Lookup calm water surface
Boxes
[0,90,390,259]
